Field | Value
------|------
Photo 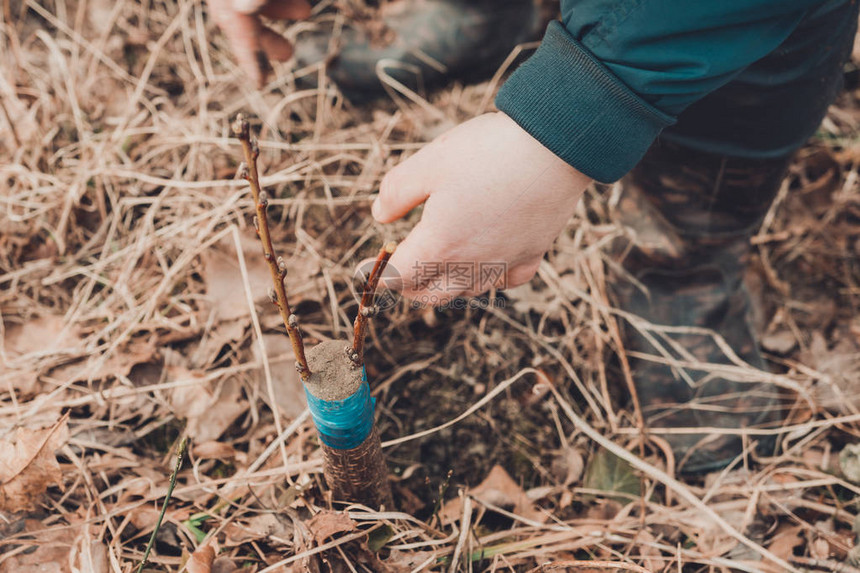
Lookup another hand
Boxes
[373,112,592,305]
[207,0,311,88]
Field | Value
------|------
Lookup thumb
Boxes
[372,160,433,224]
[382,223,450,300]
[234,0,311,18]
[214,11,266,87]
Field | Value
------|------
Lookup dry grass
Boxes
[2,1,860,572]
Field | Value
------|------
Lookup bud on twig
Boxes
[350,243,397,366]
[231,114,249,138]
[237,162,250,181]
[233,114,310,380]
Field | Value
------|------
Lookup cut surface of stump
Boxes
[304,339,364,402]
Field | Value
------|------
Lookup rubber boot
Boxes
[611,140,792,473]
[293,0,541,98]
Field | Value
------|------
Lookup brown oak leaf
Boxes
[186,542,217,573]
[0,415,69,512]
[306,510,357,544]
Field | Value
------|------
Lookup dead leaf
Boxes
[767,524,803,560]
[76,541,109,573]
[441,465,545,525]
[551,446,585,487]
[253,334,306,418]
[48,336,157,385]
[806,330,860,413]
[201,236,271,322]
[187,542,217,573]
[190,318,246,369]
[0,370,39,397]
[585,499,622,521]
[2,315,82,395]
[354,533,411,573]
[200,235,320,324]
[223,513,293,546]
[212,557,239,573]
[306,511,357,544]
[129,506,162,533]
[3,315,79,358]
[168,368,246,442]
[0,415,69,512]
[384,550,437,571]
[0,519,76,573]
[193,441,241,461]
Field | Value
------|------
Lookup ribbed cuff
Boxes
[495,21,676,183]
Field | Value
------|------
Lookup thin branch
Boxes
[136,437,187,573]
[232,114,310,381]
[350,241,396,366]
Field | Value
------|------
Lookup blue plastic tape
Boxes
[305,367,375,450]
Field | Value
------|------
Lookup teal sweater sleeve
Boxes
[495,0,825,183]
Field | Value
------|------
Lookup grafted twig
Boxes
[232,114,310,380]
[350,241,396,365]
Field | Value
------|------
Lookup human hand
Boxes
[372,112,592,305]
[207,0,311,88]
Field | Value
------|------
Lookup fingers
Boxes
[387,248,540,307]
[260,26,293,62]
[217,18,294,87]
[259,0,312,20]
[382,223,458,301]
[216,11,267,88]
[209,0,310,88]
[504,261,541,290]
[232,0,268,14]
[372,165,433,224]
[233,0,310,19]
[360,232,541,308]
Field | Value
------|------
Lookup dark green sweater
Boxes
[496,0,842,183]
